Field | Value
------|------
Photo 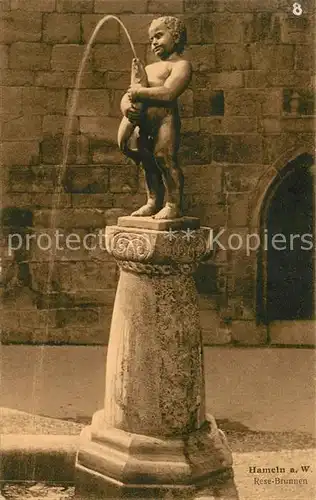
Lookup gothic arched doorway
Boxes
[259,153,315,344]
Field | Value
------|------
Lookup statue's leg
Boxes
[152,117,184,220]
[131,133,165,217]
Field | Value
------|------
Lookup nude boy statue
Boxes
[118,16,192,219]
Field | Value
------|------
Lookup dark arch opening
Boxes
[257,153,315,324]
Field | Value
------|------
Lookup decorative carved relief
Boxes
[170,231,207,262]
[108,232,155,261]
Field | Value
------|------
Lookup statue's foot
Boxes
[131,202,159,217]
[153,203,181,220]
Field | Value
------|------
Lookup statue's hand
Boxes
[121,90,142,123]
[127,83,142,102]
[127,109,142,125]
[125,99,142,124]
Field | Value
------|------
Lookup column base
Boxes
[75,467,236,499]
[75,410,234,499]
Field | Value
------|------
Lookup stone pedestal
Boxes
[75,218,234,499]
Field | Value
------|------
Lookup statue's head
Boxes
[149,16,187,55]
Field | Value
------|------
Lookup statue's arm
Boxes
[120,92,142,122]
[129,60,192,104]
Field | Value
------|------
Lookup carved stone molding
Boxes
[106,226,211,266]
[117,260,197,276]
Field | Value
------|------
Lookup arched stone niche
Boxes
[251,145,315,345]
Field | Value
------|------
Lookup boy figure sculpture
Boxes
[118,16,192,219]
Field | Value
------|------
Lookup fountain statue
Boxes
[75,15,236,500]
[117,16,191,220]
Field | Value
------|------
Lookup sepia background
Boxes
[0,1,315,499]
[1,0,315,349]
[1,0,315,347]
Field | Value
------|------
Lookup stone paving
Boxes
[0,483,74,499]
[1,346,314,437]
[1,347,314,498]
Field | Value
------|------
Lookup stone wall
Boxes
[1,0,315,345]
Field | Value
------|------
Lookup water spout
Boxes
[47,15,138,296]
[62,15,138,172]
[30,17,138,434]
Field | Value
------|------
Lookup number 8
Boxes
[292,2,303,15]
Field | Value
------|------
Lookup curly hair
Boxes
[150,16,187,54]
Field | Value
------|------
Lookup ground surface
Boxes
[0,483,74,499]
[0,346,315,435]
[1,407,315,453]
[0,346,315,499]
[0,408,83,435]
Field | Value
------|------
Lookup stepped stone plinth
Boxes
[75,218,234,499]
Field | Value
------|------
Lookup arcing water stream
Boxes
[30,16,138,461]
[51,15,138,289]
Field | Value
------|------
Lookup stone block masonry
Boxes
[9,42,52,70]
[43,13,81,44]
[0,11,42,43]
[1,0,315,346]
